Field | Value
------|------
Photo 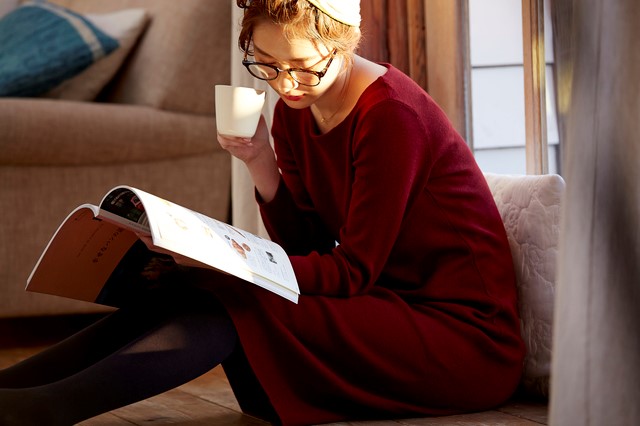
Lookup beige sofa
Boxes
[0,0,232,317]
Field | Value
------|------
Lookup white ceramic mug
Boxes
[215,85,266,138]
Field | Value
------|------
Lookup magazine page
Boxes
[26,205,140,302]
[102,187,300,303]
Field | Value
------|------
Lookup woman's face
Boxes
[250,21,343,109]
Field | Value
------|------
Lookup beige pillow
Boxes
[0,0,19,18]
[44,8,149,101]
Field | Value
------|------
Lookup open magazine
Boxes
[26,186,300,305]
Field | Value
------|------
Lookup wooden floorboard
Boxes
[0,315,548,425]
[79,367,268,426]
[85,387,266,426]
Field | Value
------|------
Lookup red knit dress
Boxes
[213,64,525,425]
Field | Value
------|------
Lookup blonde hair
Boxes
[236,0,361,63]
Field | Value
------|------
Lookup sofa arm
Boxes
[0,98,222,166]
[0,98,232,318]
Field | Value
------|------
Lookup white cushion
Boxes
[484,173,565,398]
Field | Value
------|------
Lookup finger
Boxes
[218,137,253,149]
[218,132,253,142]
[220,140,255,150]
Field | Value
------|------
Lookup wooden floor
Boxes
[0,315,548,425]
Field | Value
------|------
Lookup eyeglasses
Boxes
[242,50,337,87]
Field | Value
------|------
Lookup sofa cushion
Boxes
[0,1,119,97]
[484,173,565,399]
[0,98,221,166]
[43,7,149,101]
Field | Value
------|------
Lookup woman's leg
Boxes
[0,299,186,388]
[0,288,237,426]
[223,344,280,423]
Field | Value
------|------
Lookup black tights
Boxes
[0,288,240,425]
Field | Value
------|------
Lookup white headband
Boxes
[307,0,361,27]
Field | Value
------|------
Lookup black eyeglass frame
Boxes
[242,49,337,87]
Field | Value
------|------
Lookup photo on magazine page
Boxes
[100,187,149,227]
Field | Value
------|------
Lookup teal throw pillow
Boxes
[0,1,119,97]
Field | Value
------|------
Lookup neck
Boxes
[313,64,352,124]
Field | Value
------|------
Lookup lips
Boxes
[284,94,303,102]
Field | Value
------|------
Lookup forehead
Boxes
[252,21,328,61]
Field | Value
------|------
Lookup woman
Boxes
[0,1,524,425]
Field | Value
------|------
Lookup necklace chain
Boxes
[319,96,346,123]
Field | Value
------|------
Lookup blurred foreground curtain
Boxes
[550,0,640,424]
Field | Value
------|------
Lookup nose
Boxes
[277,71,299,93]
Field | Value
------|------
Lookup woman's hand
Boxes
[217,115,280,203]
[217,115,272,165]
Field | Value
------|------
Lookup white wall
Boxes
[468,0,560,174]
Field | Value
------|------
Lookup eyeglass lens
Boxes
[246,64,320,86]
